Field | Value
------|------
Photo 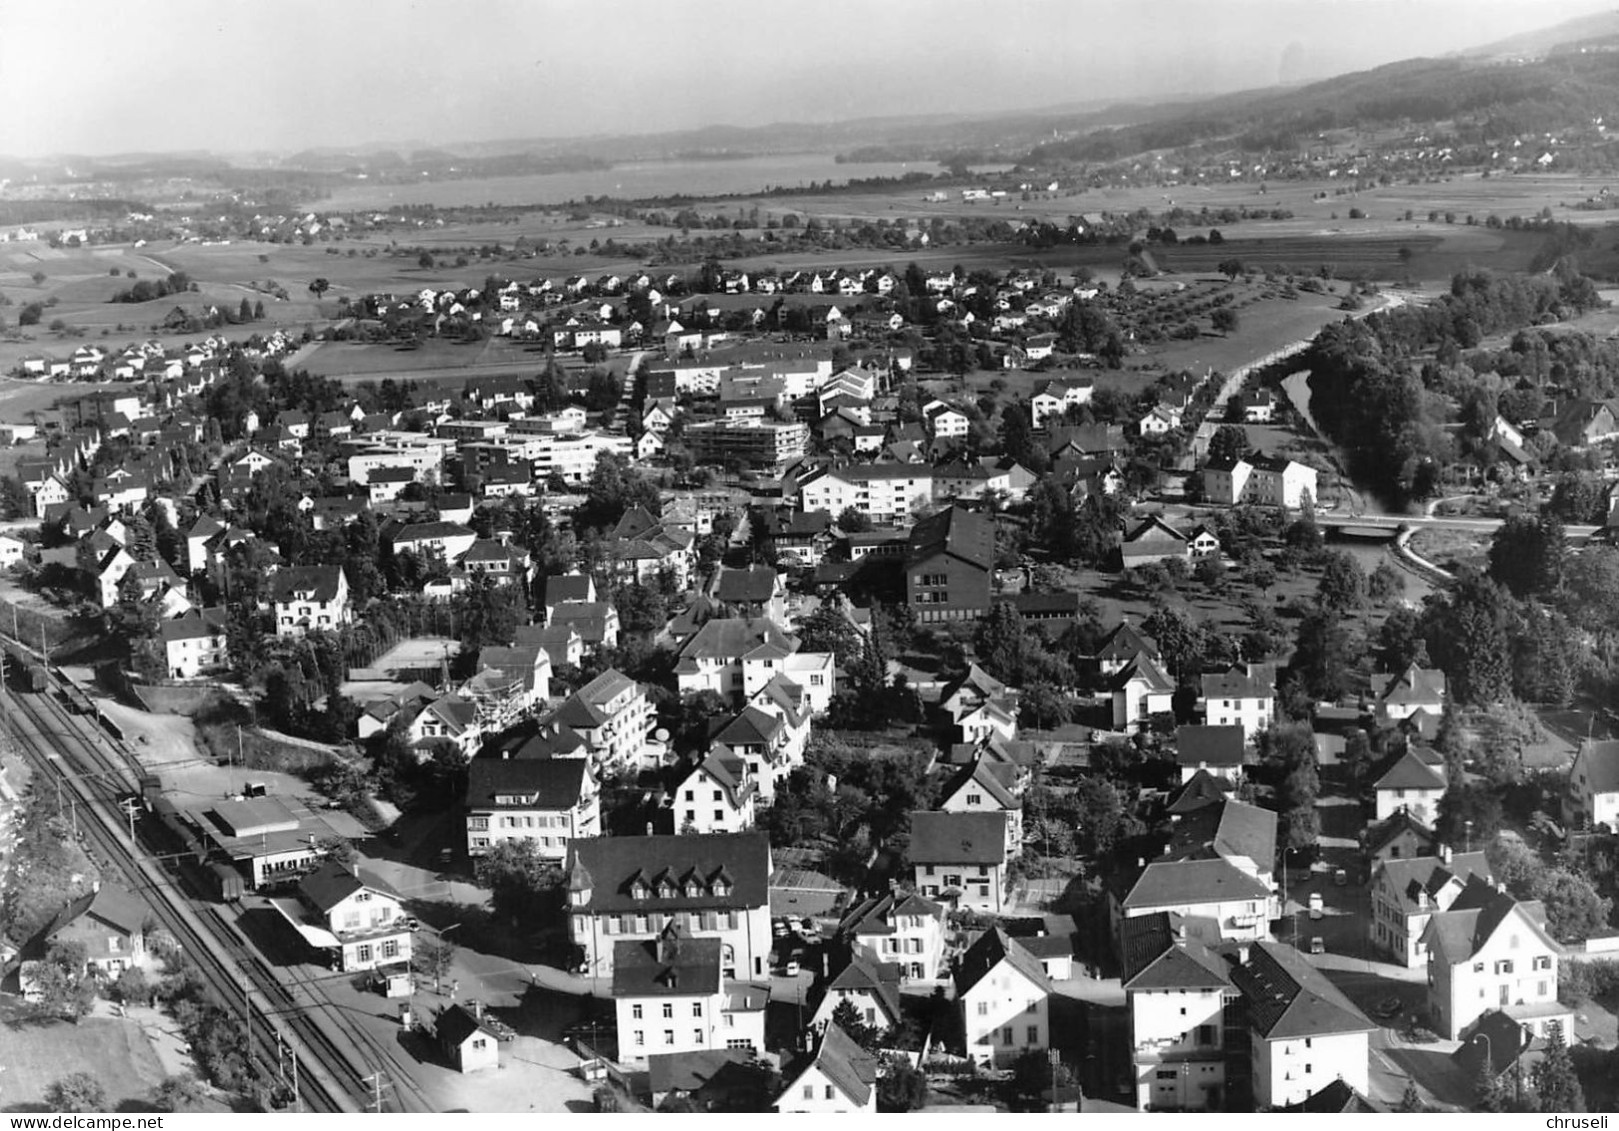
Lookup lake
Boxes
[308,153,950,211]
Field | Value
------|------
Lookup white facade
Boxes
[1131,986,1227,1111]
[1251,1031,1369,1110]
[960,962,1049,1068]
[1203,694,1274,741]
[797,467,934,526]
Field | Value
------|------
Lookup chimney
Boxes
[91,880,101,894]
[646,822,655,836]
[1237,944,1250,965]
[1439,845,1452,864]
[470,1000,483,1019]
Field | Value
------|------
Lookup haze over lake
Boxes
[308,154,951,211]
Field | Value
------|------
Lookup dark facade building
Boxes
[905,506,993,623]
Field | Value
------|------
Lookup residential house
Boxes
[1230,941,1376,1109]
[1421,875,1570,1041]
[565,832,773,979]
[1138,404,1183,436]
[1367,664,1447,722]
[1030,379,1095,428]
[775,1023,878,1114]
[31,883,149,977]
[549,602,621,654]
[1120,516,1189,568]
[937,755,1023,860]
[1360,807,1440,866]
[546,668,656,772]
[794,464,934,527]
[673,750,757,835]
[612,923,767,1067]
[1174,725,1247,784]
[1096,622,1160,678]
[1200,663,1276,743]
[1202,453,1318,509]
[1372,748,1447,824]
[1120,912,1233,1111]
[270,566,351,638]
[673,617,834,715]
[1566,738,1619,832]
[713,566,785,623]
[905,506,993,623]
[1111,653,1176,732]
[955,927,1051,1068]
[836,892,947,982]
[1368,848,1492,967]
[159,607,229,679]
[807,954,903,1036]
[464,757,600,862]
[909,810,1010,914]
[1112,858,1273,949]
[290,860,412,972]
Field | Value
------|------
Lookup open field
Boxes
[0,1009,170,1112]
[1409,527,1492,575]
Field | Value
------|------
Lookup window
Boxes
[355,944,372,964]
[1196,1025,1217,1046]
[1473,962,1485,973]
[381,939,399,960]
[802,1086,814,1100]
[715,811,724,822]
[1304,1038,1312,1049]
[1495,959,1514,975]
[1305,1064,1313,1075]
[1002,1027,1014,1044]
[977,1002,989,1016]
[967,793,983,806]
[1533,956,1552,971]
[1156,1070,1177,1081]
[824,1085,835,1100]
[694,1029,704,1043]
[664,1030,675,1045]
[692,1003,702,1017]
[634,1030,644,1046]
[662,1003,674,1019]
[1027,1025,1040,1044]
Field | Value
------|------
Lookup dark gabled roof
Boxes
[436,1002,499,1047]
[465,757,589,811]
[677,617,795,663]
[566,832,770,914]
[1165,769,1234,814]
[1175,724,1246,767]
[905,506,993,572]
[1369,664,1447,706]
[1451,1009,1533,1078]
[1112,653,1175,694]
[1574,739,1619,795]
[1122,515,1186,547]
[1200,664,1274,700]
[793,1023,878,1108]
[298,859,399,913]
[1374,748,1447,792]
[820,954,903,1027]
[1373,852,1491,917]
[544,573,594,604]
[1422,875,1561,964]
[1230,941,1375,1039]
[269,565,345,604]
[1361,808,1438,857]
[1097,621,1158,662]
[1121,857,1271,910]
[908,810,1007,866]
[714,566,778,604]
[954,926,1052,996]
[42,883,148,943]
[1281,1079,1387,1113]
[940,756,1020,811]
[1165,798,1277,875]
[837,892,945,939]
[1119,912,1232,990]
[612,925,723,997]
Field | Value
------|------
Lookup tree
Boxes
[1211,307,1239,335]
[1367,561,1406,605]
[150,1074,205,1113]
[1316,550,1367,613]
[1074,776,1133,857]
[1422,568,1517,706]
[877,1055,929,1113]
[1398,1082,1425,1113]
[1217,258,1245,281]
[1489,514,1565,599]
[837,505,873,533]
[796,600,863,666]
[1475,1058,1507,1111]
[413,936,458,993]
[45,1072,106,1112]
[830,999,884,1052]
[474,838,563,928]
[417,251,435,270]
[1208,424,1248,464]
[1437,782,1502,850]
[308,278,330,299]
[1532,868,1612,944]
[114,965,153,1006]
[453,571,527,650]
[1530,1023,1585,1112]
[1010,1048,1074,1109]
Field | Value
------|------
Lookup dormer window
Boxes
[631,882,650,900]
[714,880,731,898]
[685,881,701,898]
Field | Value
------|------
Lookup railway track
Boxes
[4,683,361,1113]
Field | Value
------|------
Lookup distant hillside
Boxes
[1019,48,1619,165]
[1458,8,1619,59]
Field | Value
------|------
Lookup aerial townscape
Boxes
[11,0,1619,1118]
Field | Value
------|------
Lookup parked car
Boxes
[1309,937,1325,955]
[1370,995,1402,1021]
[784,959,800,977]
[1308,892,1324,920]
[1333,868,1348,886]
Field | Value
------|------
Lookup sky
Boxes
[2,0,1616,158]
